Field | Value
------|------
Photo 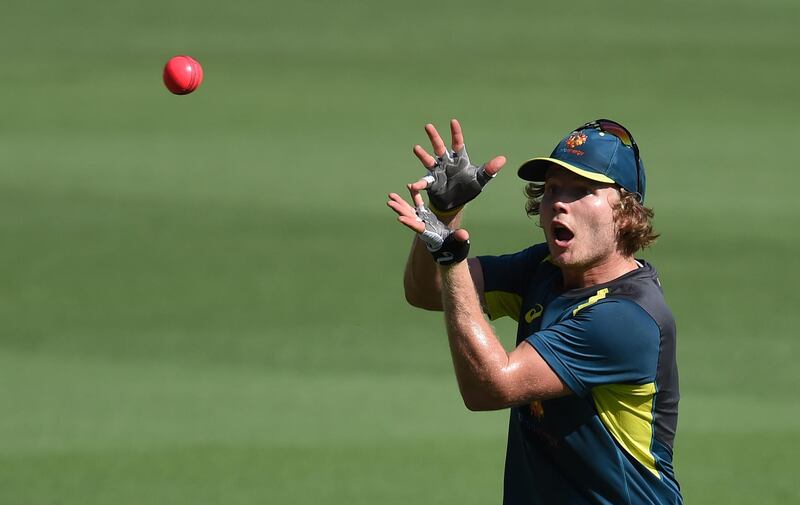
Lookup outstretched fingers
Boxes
[387,192,415,216]
[450,119,464,153]
[386,192,425,233]
[397,214,426,234]
[424,123,447,157]
[483,155,507,176]
[407,184,426,208]
[408,176,431,192]
[413,144,437,169]
[411,144,437,191]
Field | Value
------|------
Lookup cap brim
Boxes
[518,157,616,184]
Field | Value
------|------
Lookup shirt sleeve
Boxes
[477,244,549,321]
[526,298,661,398]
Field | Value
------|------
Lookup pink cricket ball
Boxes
[163,55,204,95]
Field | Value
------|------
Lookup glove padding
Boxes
[422,146,494,215]
[416,204,470,265]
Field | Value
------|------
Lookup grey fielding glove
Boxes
[422,146,495,216]
[416,204,470,265]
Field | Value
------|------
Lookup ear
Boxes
[608,187,625,211]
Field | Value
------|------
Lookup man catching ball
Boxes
[387,119,682,504]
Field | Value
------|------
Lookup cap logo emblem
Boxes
[565,132,587,149]
[562,132,588,156]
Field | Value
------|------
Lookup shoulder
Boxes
[528,297,662,394]
[607,261,676,336]
[575,298,661,345]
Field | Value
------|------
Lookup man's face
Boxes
[539,166,621,270]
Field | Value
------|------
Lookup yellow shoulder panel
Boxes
[591,383,660,478]
[484,291,522,322]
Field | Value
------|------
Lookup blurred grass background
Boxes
[1,0,798,503]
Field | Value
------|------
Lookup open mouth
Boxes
[551,222,575,247]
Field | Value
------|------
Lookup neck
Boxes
[560,254,639,290]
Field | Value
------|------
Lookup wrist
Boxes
[429,202,464,222]
[430,234,470,266]
[437,259,467,271]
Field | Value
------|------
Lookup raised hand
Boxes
[410,119,506,215]
[387,186,470,265]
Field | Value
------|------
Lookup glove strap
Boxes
[429,234,470,265]
[428,202,464,218]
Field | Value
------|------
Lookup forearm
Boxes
[440,261,511,410]
[403,211,463,310]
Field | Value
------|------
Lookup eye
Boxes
[582,184,601,196]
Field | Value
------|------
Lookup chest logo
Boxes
[525,304,543,323]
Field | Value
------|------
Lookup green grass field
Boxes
[1,0,799,503]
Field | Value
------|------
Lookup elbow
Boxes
[462,382,561,411]
[460,382,510,412]
[463,396,495,412]
[404,291,440,311]
[403,282,442,311]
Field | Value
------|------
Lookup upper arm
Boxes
[504,341,572,402]
[464,340,570,411]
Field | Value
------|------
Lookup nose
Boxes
[552,198,569,215]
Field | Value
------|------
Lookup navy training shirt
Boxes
[478,244,682,505]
